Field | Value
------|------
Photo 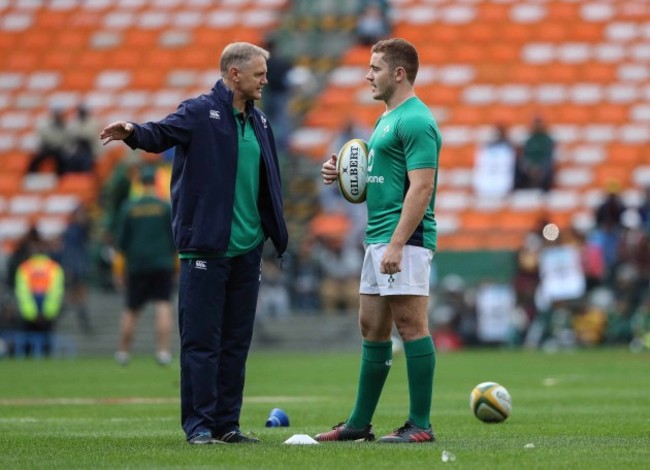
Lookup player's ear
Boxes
[229,66,240,82]
[395,66,406,82]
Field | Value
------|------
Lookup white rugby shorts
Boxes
[359,243,433,296]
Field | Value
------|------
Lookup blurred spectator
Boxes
[534,303,575,351]
[630,293,650,352]
[289,239,321,312]
[518,116,555,191]
[474,281,517,345]
[113,165,176,366]
[27,107,70,176]
[472,124,516,198]
[592,185,627,283]
[263,38,294,154]
[430,305,463,352]
[60,204,93,334]
[525,232,587,349]
[432,274,477,346]
[355,1,391,46]
[513,232,542,324]
[101,151,141,243]
[312,235,362,314]
[96,152,142,291]
[5,227,43,292]
[67,104,101,173]
[637,185,650,235]
[537,234,587,306]
[610,263,641,315]
[572,302,606,347]
[595,183,626,229]
[617,209,650,307]
[581,229,606,290]
[257,255,290,320]
[604,297,633,345]
[14,239,65,357]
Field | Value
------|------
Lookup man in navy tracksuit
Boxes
[100,42,288,445]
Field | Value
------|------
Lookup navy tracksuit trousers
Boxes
[178,244,262,439]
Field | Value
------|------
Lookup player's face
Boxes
[366,52,395,103]
[232,55,268,102]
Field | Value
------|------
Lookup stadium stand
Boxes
[292,0,650,251]
[0,0,648,256]
[0,0,289,253]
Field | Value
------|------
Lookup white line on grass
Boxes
[0,396,326,406]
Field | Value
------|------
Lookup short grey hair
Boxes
[220,42,270,74]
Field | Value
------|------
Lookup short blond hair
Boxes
[220,42,270,74]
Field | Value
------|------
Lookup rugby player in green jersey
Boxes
[316,38,442,444]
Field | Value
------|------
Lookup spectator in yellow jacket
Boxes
[15,244,65,355]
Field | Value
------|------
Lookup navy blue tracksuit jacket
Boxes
[123,79,288,258]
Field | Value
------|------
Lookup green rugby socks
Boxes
[404,335,435,429]
[346,340,392,430]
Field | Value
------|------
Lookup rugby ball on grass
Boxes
[336,139,368,204]
[470,382,512,423]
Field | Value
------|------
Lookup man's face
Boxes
[366,52,395,103]
[233,55,268,101]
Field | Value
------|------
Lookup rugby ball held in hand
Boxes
[336,139,368,204]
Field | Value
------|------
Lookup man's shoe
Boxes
[216,430,260,444]
[187,432,214,445]
[377,420,436,443]
[314,422,375,442]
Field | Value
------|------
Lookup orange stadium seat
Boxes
[581,63,616,83]
[341,45,372,66]
[461,212,496,232]
[608,144,640,166]
[109,49,144,69]
[593,166,632,189]
[487,43,520,63]
[498,210,542,232]
[0,33,18,52]
[77,50,106,70]
[6,51,39,72]
[466,23,495,43]
[34,10,68,29]
[419,85,461,107]
[593,104,629,125]
[56,30,89,50]
[22,33,51,51]
[124,30,160,49]
[0,174,22,197]
[508,64,544,84]
[572,23,602,42]
[478,3,510,22]
[42,50,76,69]
[533,23,568,43]
[547,2,579,21]
[61,70,96,92]
[500,23,532,43]
[0,151,31,175]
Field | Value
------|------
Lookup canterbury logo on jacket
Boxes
[123,79,288,257]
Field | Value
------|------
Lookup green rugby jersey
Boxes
[227,110,264,256]
[365,96,441,250]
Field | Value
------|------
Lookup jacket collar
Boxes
[212,79,255,114]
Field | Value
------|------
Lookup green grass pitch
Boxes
[0,348,648,469]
